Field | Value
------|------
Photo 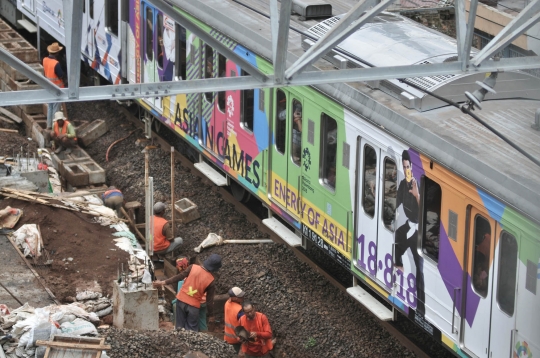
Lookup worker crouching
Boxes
[153,202,183,257]
[153,253,222,331]
[102,186,124,215]
[50,111,77,154]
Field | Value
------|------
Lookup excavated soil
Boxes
[0,198,129,301]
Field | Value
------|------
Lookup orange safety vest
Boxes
[153,215,169,252]
[224,299,242,344]
[43,57,64,87]
[239,312,273,355]
[53,120,77,140]
[177,264,214,308]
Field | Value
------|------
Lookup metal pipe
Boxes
[222,239,274,244]
[144,147,150,256]
[171,146,175,238]
[452,287,460,334]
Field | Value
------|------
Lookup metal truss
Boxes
[0,0,538,105]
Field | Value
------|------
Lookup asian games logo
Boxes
[226,95,234,118]
[515,341,533,358]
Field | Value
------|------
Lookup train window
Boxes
[204,45,214,103]
[291,100,302,166]
[421,177,442,262]
[217,53,226,112]
[145,8,153,62]
[382,158,397,231]
[321,113,337,189]
[156,14,164,69]
[89,0,94,20]
[241,70,254,131]
[497,232,518,316]
[472,215,491,298]
[105,0,118,37]
[175,25,186,80]
[362,145,377,217]
[275,90,287,154]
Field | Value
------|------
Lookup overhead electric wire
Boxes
[232,0,540,168]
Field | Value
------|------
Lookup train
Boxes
[14,0,540,357]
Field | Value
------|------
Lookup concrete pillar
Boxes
[112,281,159,330]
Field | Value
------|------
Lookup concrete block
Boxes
[63,163,89,187]
[174,198,200,224]
[77,119,109,147]
[68,147,91,162]
[0,31,21,43]
[113,281,158,330]
[0,41,38,63]
[6,62,43,81]
[8,77,40,91]
[79,161,105,185]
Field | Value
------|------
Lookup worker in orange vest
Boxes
[224,287,245,353]
[43,42,67,129]
[238,301,274,358]
[152,202,183,256]
[153,253,222,331]
[50,111,77,154]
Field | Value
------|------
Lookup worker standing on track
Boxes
[238,300,274,358]
[224,287,246,353]
[102,186,124,215]
[152,202,183,256]
[153,253,222,331]
[50,112,77,154]
[43,42,67,129]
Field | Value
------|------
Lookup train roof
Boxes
[173,0,540,224]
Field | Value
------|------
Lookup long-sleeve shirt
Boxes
[64,122,76,138]
[164,264,215,316]
[239,312,273,356]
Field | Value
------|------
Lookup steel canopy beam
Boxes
[147,0,268,83]
[472,0,540,66]
[0,48,62,97]
[454,0,467,61]
[273,0,292,84]
[269,0,279,64]
[284,0,394,80]
[63,0,84,99]
[463,0,479,70]
[1,57,539,105]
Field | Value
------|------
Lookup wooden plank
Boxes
[0,107,22,123]
[121,207,146,244]
[0,128,18,133]
[36,340,111,350]
[0,115,15,124]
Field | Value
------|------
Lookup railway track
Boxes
[119,105,436,358]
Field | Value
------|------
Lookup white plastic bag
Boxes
[142,269,152,284]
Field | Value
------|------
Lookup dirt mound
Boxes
[1,198,129,301]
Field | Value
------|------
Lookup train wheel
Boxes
[230,180,251,203]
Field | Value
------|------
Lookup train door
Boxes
[489,229,519,356]
[141,2,157,109]
[354,139,380,279]
[462,208,495,358]
[85,0,95,63]
[269,89,301,218]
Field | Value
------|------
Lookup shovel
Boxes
[194,233,274,253]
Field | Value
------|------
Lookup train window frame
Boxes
[145,7,153,62]
[496,231,518,316]
[217,53,226,113]
[240,70,254,134]
[361,144,377,218]
[471,214,492,299]
[175,24,187,80]
[274,89,287,155]
[419,176,442,263]
[204,44,214,104]
[105,0,119,37]
[319,113,338,192]
[89,0,94,20]
[381,157,397,233]
[156,13,164,70]
[291,99,302,167]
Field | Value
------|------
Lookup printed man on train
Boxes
[394,149,425,315]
